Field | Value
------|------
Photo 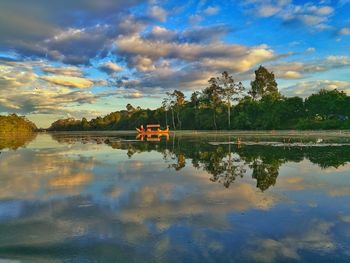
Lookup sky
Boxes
[0,0,349,128]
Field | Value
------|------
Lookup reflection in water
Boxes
[0,133,349,262]
[0,132,37,150]
[136,133,169,142]
[93,134,350,191]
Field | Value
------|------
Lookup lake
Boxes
[0,131,350,262]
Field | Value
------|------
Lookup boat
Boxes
[136,124,169,134]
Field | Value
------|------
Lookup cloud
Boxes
[338,27,350,35]
[41,66,83,76]
[269,55,350,80]
[115,31,276,74]
[282,80,350,97]
[203,6,220,16]
[0,1,147,65]
[0,60,109,117]
[146,24,232,44]
[241,1,334,30]
[99,62,123,75]
[282,70,303,79]
[148,6,167,22]
[40,75,94,88]
[189,14,203,24]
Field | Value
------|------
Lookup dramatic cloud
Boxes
[0,61,104,116]
[115,26,277,90]
[0,1,147,65]
[0,0,349,126]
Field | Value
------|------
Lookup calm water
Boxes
[0,132,350,262]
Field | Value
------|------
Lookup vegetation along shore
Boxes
[1,66,349,132]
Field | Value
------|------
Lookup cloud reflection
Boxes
[0,134,349,262]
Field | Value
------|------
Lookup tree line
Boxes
[49,66,350,131]
[0,114,37,136]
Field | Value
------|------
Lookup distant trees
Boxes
[0,114,37,135]
[48,66,350,131]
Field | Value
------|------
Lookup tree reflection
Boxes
[250,160,280,192]
[0,133,37,150]
[49,134,350,191]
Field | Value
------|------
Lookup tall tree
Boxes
[216,71,245,129]
[162,97,170,127]
[249,66,278,100]
[202,77,223,129]
[126,103,135,113]
[165,92,176,129]
[191,91,201,129]
[173,90,185,129]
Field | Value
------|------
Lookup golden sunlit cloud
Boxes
[41,75,94,88]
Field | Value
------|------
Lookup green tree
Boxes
[173,90,185,129]
[249,66,279,100]
[126,103,135,113]
[216,71,245,129]
[190,91,201,129]
[165,92,176,129]
[305,89,348,120]
[162,97,170,127]
[202,77,223,129]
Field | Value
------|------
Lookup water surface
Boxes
[0,132,349,262]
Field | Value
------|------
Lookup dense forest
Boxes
[46,66,349,131]
[0,114,37,136]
